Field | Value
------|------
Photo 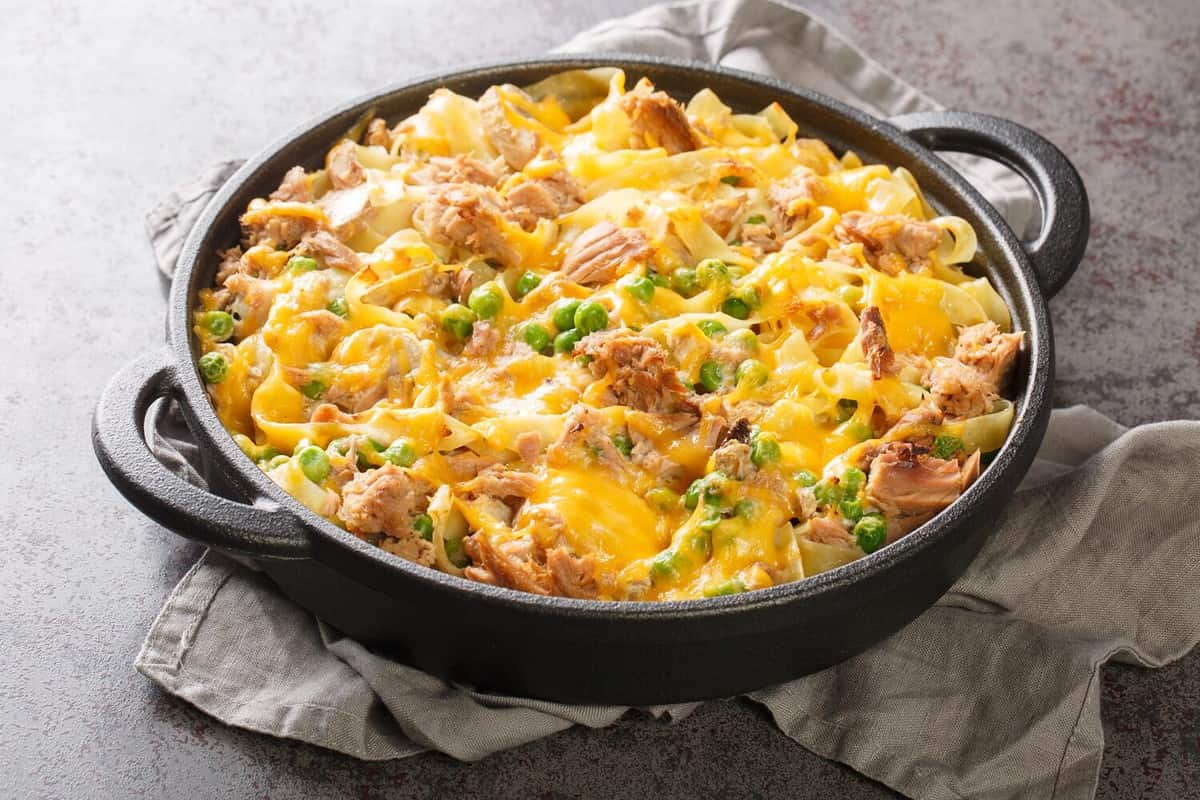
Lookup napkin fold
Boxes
[135,2,1200,798]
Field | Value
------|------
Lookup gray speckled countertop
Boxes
[2,1,1198,797]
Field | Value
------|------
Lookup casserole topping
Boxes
[195,69,1021,600]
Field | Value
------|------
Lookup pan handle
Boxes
[890,110,1089,300]
[92,348,312,559]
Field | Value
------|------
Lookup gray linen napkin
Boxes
[135,2,1200,798]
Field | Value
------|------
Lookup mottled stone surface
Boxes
[1,0,1197,797]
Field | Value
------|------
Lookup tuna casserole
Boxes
[194,69,1023,601]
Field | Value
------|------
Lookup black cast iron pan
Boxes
[93,55,1088,704]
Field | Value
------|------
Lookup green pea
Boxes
[853,514,888,554]
[412,513,434,541]
[750,434,781,467]
[839,498,864,522]
[287,255,319,274]
[201,311,234,340]
[297,445,331,484]
[842,467,867,497]
[382,440,416,467]
[645,487,679,511]
[836,398,858,423]
[721,297,751,320]
[648,271,670,288]
[813,479,843,507]
[327,297,350,318]
[554,328,584,355]
[441,303,476,340]
[300,380,326,399]
[515,271,542,299]
[696,258,730,288]
[727,328,758,351]
[702,478,725,507]
[838,420,874,442]
[697,319,727,338]
[932,434,965,460]
[730,285,761,310]
[698,508,723,532]
[795,470,818,488]
[720,174,742,186]
[522,323,552,353]
[650,550,680,580]
[698,361,724,393]
[198,351,229,384]
[264,454,290,471]
[624,275,656,303]
[745,214,767,225]
[703,578,746,597]
[734,359,769,388]
[552,299,582,332]
[612,433,633,459]
[672,267,700,297]
[468,283,503,320]
[444,536,470,568]
[574,301,609,334]
[734,498,756,518]
[838,284,864,307]
[684,479,703,510]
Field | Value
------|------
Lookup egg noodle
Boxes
[194,68,1022,601]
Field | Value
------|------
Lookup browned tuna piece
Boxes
[327,139,365,190]
[953,321,1023,388]
[479,85,542,170]
[505,168,584,230]
[864,442,973,541]
[463,534,555,594]
[619,87,702,154]
[834,211,942,274]
[297,230,361,272]
[546,546,599,599]
[929,322,1024,418]
[415,183,520,268]
[560,222,650,286]
[859,305,895,379]
[338,463,434,547]
[409,154,503,187]
[574,329,696,415]
[269,166,313,203]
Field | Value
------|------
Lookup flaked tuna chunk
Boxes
[834,211,942,274]
[479,85,542,170]
[415,183,520,268]
[560,222,650,286]
[929,322,1024,418]
[807,516,855,547]
[702,194,747,238]
[214,246,244,284]
[409,154,503,187]
[929,357,996,418]
[619,86,702,154]
[221,273,276,337]
[859,305,895,379]
[297,229,361,272]
[711,440,753,481]
[574,329,697,415]
[459,464,539,501]
[364,118,391,149]
[338,463,434,564]
[741,222,781,256]
[327,139,365,190]
[768,173,821,232]
[953,321,1023,388]
[463,534,555,594]
[505,167,584,230]
[269,166,313,203]
[864,442,978,541]
[546,546,599,599]
[546,404,631,472]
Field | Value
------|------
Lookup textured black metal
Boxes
[92,55,1089,704]
[890,110,1090,299]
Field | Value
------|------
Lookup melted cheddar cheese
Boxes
[195,69,1019,601]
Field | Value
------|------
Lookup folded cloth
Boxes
[135,1,1200,798]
